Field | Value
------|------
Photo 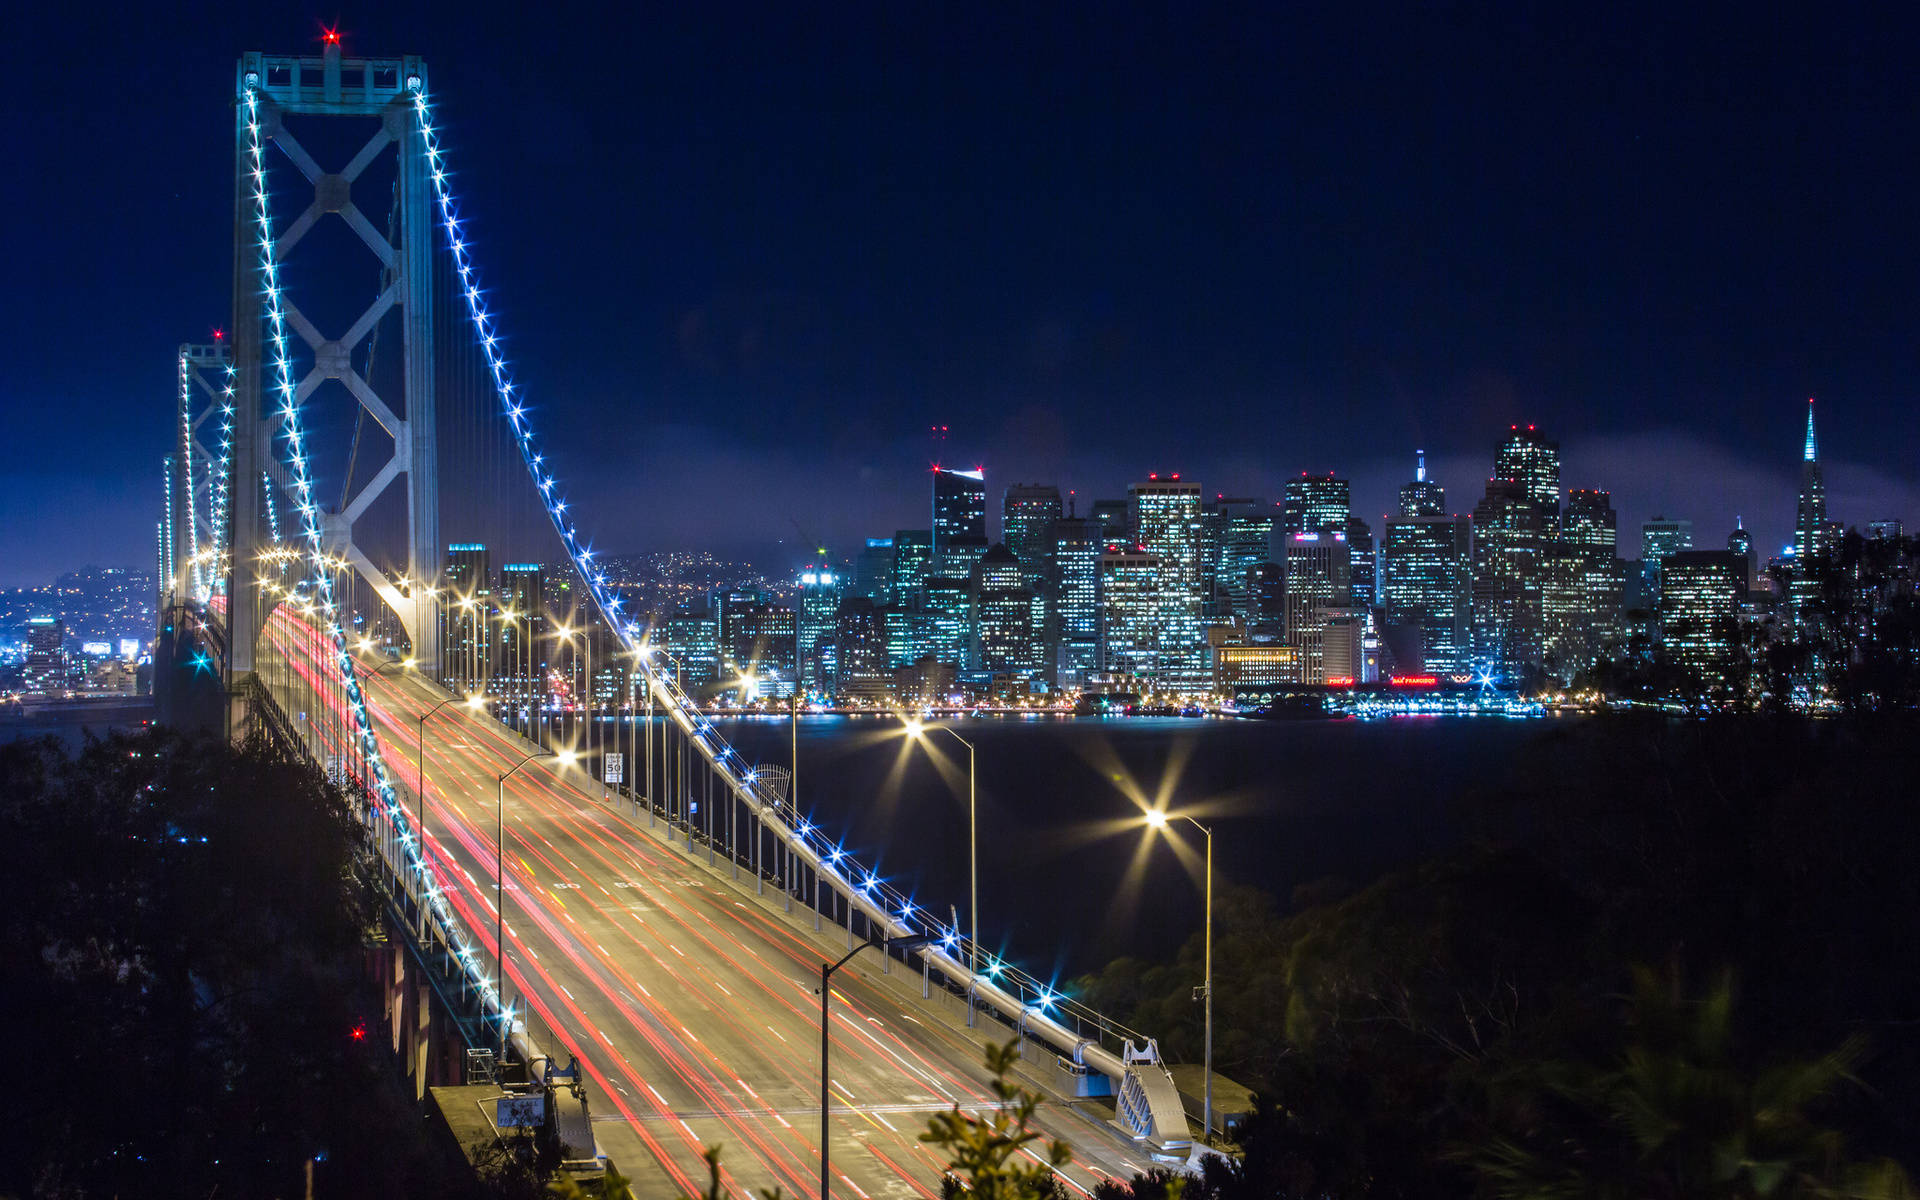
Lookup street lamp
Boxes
[903,720,978,983]
[1142,807,1214,1146]
[496,746,575,1061]
[418,692,487,852]
[820,933,932,1200]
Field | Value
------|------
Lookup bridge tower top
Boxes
[225,39,441,685]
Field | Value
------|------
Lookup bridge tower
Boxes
[226,40,441,696]
[173,341,231,603]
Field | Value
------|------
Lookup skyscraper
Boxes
[1346,515,1377,607]
[1215,499,1276,624]
[1129,475,1208,691]
[796,567,844,693]
[1791,398,1830,621]
[1641,515,1694,615]
[445,543,493,690]
[932,467,989,576]
[1643,517,1694,564]
[854,537,894,603]
[1469,427,1561,680]
[1398,450,1446,517]
[1283,473,1350,535]
[1090,499,1132,546]
[1001,484,1063,587]
[22,616,67,694]
[1494,425,1561,514]
[1471,479,1550,681]
[496,562,547,703]
[833,598,890,701]
[1052,514,1103,690]
[923,576,972,668]
[891,529,933,604]
[1382,513,1473,676]
[1546,489,1623,675]
[1794,398,1828,562]
[1727,522,1755,589]
[971,543,1040,679]
[1098,546,1161,683]
[1284,530,1352,683]
[1660,550,1746,683]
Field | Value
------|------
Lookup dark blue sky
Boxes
[4,3,1917,586]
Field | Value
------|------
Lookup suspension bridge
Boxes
[156,42,1194,1196]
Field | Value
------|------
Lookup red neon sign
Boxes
[1390,674,1439,687]
[1326,676,1355,686]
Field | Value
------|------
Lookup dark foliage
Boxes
[0,728,455,1199]
[1078,714,1920,1197]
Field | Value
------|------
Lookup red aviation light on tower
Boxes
[323,26,342,45]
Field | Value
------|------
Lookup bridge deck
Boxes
[267,613,1160,1199]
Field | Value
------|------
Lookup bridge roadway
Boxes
[262,612,1161,1199]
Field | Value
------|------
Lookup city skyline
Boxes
[7,6,1920,585]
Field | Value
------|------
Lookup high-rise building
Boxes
[1867,519,1905,541]
[1211,499,1273,623]
[1098,547,1161,683]
[1002,484,1063,586]
[1284,530,1351,683]
[445,542,492,600]
[1471,478,1550,681]
[1643,516,1694,564]
[1283,473,1350,535]
[796,567,843,693]
[660,604,720,690]
[1398,450,1446,517]
[932,468,989,576]
[971,544,1040,678]
[1090,499,1131,546]
[1346,515,1377,607]
[1466,427,1562,681]
[891,530,933,604]
[1790,399,1831,620]
[879,605,921,671]
[22,616,67,694]
[854,538,894,603]
[1382,514,1473,676]
[1248,562,1286,636]
[833,598,890,701]
[1052,515,1103,690]
[1129,475,1208,691]
[496,562,548,702]
[922,576,972,668]
[1494,425,1561,514]
[1727,522,1755,589]
[1660,551,1746,681]
[1640,515,1694,616]
[1546,489,1622,676]
[445,543,494,689]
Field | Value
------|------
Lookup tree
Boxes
[1467,966,1917,1199]
[922,1039,1074,1200]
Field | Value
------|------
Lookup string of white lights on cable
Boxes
[410,84,1091,1020]
[178,350,204,600]
[210,361,236,595]
[243,78,515,1037]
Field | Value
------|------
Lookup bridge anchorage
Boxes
[159,36,1196,1191]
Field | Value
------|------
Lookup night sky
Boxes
[5,3,1918,587]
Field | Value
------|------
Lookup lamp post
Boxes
[418,692,485,852]
[820,933,931,1200]
[496,747,572,1061]
[904,720,978,987]
[1143,807,1214,1145]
